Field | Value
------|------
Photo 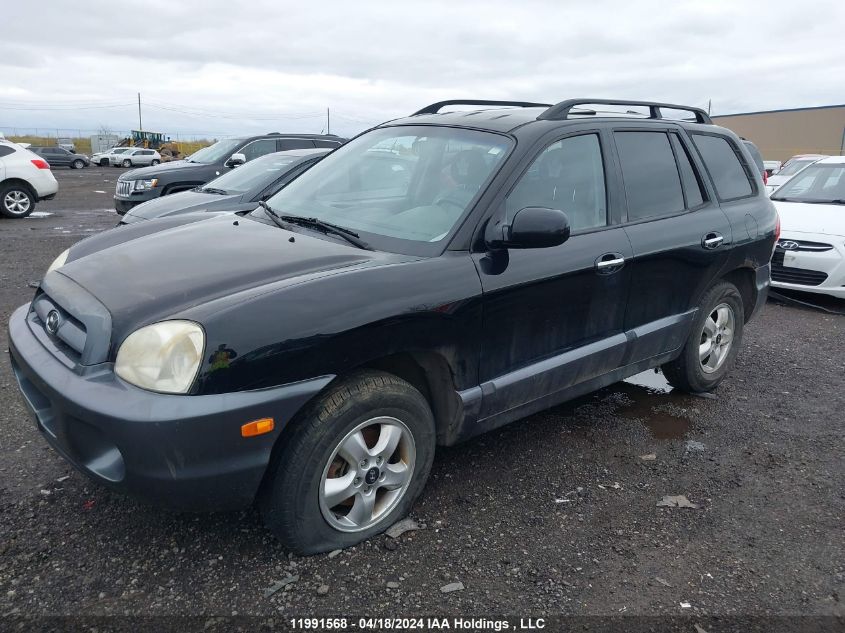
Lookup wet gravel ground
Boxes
[0,169,843,622]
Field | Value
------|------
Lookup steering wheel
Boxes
[433,191,469,211]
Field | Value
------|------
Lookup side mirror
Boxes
[226,153,246,168]
[486,207,571,249]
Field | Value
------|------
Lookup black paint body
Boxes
[8,106,777,510]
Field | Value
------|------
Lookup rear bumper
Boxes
[8,304,332,511]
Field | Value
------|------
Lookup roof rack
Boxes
[538,99,712,124]
[413,99,552,116]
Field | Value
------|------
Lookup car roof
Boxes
[269,148,332,158]
[816,156,845,164]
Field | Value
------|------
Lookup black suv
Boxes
[29,146,90,169]
[9,99,777,554]
[113,132,345,214]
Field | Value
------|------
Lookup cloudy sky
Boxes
[1,0,843,139]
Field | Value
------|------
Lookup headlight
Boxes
[133,178,158,190]
[115,321,205,394]
[46,248,70,274]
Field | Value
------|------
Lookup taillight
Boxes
[31,159,50,170]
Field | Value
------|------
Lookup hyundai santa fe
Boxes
[9,98,778,554]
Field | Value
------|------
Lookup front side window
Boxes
[263,125,511,253]
[692,134,753,200]
[241,139,277,161]
[771,164,845,204]
[615,131,685,220]
[203,153,300,194]
[506,134,607,232]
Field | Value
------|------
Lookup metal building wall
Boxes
[712,105,845,162]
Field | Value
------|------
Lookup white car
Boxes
[92,146,133,167]
[109,148,162,168]
[766,154,826,195]
[770,156,845,299]
[0,140,59,218]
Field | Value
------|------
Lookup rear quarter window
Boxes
[692,134,754,200]
[0,145,16,157]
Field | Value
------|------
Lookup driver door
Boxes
[473,131,632,420]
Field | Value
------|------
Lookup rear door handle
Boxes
[595,252,625,274]
[702,232,724,249]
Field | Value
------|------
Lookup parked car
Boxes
[769,156,845,298]
[9,98,777,553]
[763,160,782,177]
[766,154,827,194]
[57,138,76,153]
[0,140,58,218]
[113,133,346,214]
[29,146,90,169]
[109,148,161,168]
[119,148,329,225]
[91,147,133,167]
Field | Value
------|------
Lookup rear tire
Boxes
[662,280,744,393]
[71,159,84,169]
[259,370,436,555]
[0,183,35,218]
[151,159,160,166]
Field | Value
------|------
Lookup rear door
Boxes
[612,126,735,363]
[474,129,633,419]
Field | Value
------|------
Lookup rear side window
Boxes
[669,134,705,208]
[615,131,684,221]
[314,140,341,149]
[278,139,313,151]
[0,145,15,157]
[692,134,753,200]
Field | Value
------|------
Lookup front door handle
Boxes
[595,252,625,274]
[702,232,724,249]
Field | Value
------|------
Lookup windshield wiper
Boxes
[257,201,372,250]
[200,186,228,195]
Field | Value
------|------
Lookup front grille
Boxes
[776,239,833,252]
[31,291,87,363]
[115,180,132,197]
[771,251,829,286]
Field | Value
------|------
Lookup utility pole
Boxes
[327,107,330,135]
[137,93,143,133]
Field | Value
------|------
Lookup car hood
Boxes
[773,201,845,237]
[55,215,410,336]
[119,159,206,180]
[121,190,245,223]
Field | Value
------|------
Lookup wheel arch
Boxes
[720,266,756,323]
[1,178,37,198]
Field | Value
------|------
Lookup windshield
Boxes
[262,126,511,254]
[202,152,304,194]
[186,139,243,164]
[778,158,818,177]
[772,164,845,204]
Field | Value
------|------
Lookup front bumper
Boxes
[771,233,845,299]
[8,304,332,511]
[114,183,159,213]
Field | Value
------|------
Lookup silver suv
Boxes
[109,148,161,168]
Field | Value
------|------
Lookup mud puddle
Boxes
[616,369,693,439]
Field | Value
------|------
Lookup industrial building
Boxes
[712,104,845,162]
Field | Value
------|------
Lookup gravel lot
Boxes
[1,169,843,624]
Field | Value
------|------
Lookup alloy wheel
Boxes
[699,303,735,374]
[3,190,31,216]
[319,416,416,533]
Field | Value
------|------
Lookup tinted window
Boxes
[507,134,607,231]
[0,145,15,157]
[240,139,277,162]
[692,134,753,200]
[615,131,684,220]
[314,140,341,149]
[278,138,313,151]
[670,134,705,208]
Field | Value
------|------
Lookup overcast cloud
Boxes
[1,0,843,139]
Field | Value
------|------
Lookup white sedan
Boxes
[770,156,845,299]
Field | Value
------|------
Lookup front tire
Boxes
[663,280,744,393]
[122,159,132,168]
[259,371,435,555]
[0,184,35,218]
